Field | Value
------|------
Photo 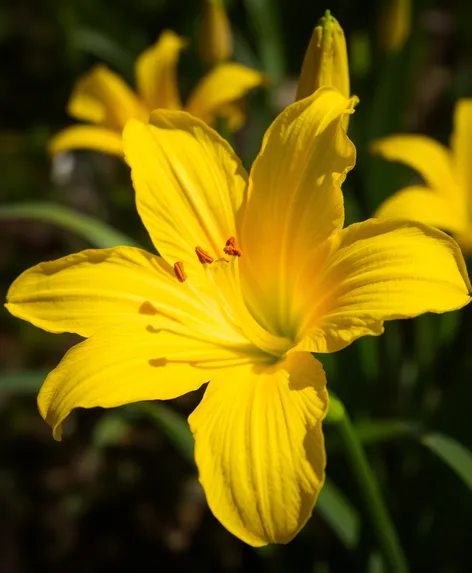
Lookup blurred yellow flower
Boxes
[379,0,411,54]
[296,11,350,101]
[373,99,472,253]
[49,30,264,157]
[198,0,233,65]
[7,90,471,545]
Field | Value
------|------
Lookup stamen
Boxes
[195,246,214,264]
[223,236,242,257]
[173,261,187,282]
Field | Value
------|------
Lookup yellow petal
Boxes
[122,111,247,279]
[68,64,147,130]
[39,325,248,441]
[296,11,350,101]
[189,351,328,546]
[299,219,471,353]
[5,247,237,342]
[375,185,468,233]
[451,98,472,206]
[135,30,186,111]
[371,135,457,197]
[185,63,265,127]
[48,125,123,156]
[240,87,356,338]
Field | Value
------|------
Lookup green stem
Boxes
[334,398,409,573]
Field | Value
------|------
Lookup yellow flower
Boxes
[7,89,471,545]
[49,30,264,157]
[296,11,350,101]
[373,99,472,253]
[197,0,233,65]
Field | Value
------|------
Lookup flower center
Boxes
[173,237,293,362]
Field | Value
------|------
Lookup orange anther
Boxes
[195,246,214,264]
[223,236,242,257]
[173,261,187,282]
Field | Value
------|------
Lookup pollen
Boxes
[223,236,242,257]
[173,261,187,282]
[195,246,214,264]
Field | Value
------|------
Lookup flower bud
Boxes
[379,0,411,54]
[296,11,350,101]
[198,0,233,66]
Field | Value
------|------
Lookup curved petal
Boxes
[185,62,265,127]
[189,351,328,546]
[5,247,244,344]
[375,185,468,233]
[39,325,249,441]
[48,125,123,156]
[299,219,471,353]
[67,64,147,130]
[135,30,186,111]
[122,111,248,278]
[451,98,472,206]
[240,87,356,337]
[371,135,457,197]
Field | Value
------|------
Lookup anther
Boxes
[173,261,187,282]
[195,246,214,264]
[223,236,242,257]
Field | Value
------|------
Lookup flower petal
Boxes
[375,185,468,233]
[122,111,248,277]
[39,325,249,441]
[371,135,457,196]
[67,64,147,130]
[451,98,472,206]
[185,62,265,127]
[5,247,236,341]
[135,30,186,111]
[240,87,356,338]
[299,219,471,353]
[48,125,123,156]
[189,351,328,546]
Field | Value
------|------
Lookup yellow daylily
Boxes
[49,30,264,157]
[7,89,471,546]
[373,99,472,253]
[296,11,350,101]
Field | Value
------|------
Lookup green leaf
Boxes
[324,392,346,424]
[130,402,194,463]
[0,202,138,249]
[421,432,472,492]
[317,478,360,549]
[0,370,47,393]
[243,0,285,88]
[73,27,134,78]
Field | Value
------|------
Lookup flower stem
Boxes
[332,397,409,573]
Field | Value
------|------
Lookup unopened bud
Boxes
[379,0,411,54]
[198,0,233,65]
[296,10,350,101]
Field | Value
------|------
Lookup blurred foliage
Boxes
[1,0,472,571]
